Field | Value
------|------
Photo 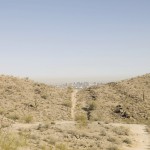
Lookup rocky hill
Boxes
[0,75,72,124]
[76,74,150,124]
[0,74,147,150]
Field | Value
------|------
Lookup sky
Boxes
[0,0,150,83]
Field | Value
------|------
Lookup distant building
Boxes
[57,82,102,89]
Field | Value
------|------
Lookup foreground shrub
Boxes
[107,145,120,150]
[23,115,33,123]
[56,143,68,150]
[75,114,88,127]
[62,100,72,107]
[123,138,132,144]
[7,113,20,121]
[0,131,27,150]
[113,126,130,136]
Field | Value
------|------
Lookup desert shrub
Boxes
[107,145,120,150]
[0,131,27,150]
[55,143,68,150]
[146,125,150,133]
[0,108,5,115]
[51,121,55,125]
[37,123,49,131]
[88,101,97,111]
[113,126,130,136]
[123,138,132,144]
[100,130,107,136]
[41,145,53,150]
[107,137,117,143]
[67,87,73,93]
[7,113,20,121]
[0,122,10,128]
[41,94,48,99]
[62,100,71,107]
[47,136,57,145]
[23,115,33,123]
[75,114,87,127]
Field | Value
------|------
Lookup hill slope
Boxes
[76,74,150,123]
[0,75,72,123]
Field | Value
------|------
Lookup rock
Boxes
[114,105,130,118]
[122,111,130,118]
[114,105,123,113]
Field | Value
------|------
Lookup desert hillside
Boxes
[76,74,150,124]
[0,75,72,123]
[0,75,137,150]
[0,74,149,150]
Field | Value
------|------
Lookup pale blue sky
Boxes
[0,0,150,83]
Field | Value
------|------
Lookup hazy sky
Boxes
[0,0,150,83]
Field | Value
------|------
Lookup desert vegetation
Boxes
[0,74,149,149]
[0,75,72,123]
[76,74,150,124]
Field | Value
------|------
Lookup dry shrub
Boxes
[55,143,68,150]
[107,145,120,150]
[7,113,20,121]
[62,100,71,107]
[0,131,27,150]
[113,126,130,136]
[75,114,88,127]
[0,108,5,115]
[88,101,97,111]
[107,136,117,143]
[67,87,73,93]
[123,138,132,144]
[100,130,107,136]
[23,115,33,123]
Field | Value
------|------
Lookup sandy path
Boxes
[112,123,150,150]
[11,122,41,130]
[71,89,78,120]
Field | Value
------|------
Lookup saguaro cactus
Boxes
[143,90,145,101]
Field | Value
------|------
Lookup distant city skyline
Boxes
[33,73,146,85]
[0,0,150,83]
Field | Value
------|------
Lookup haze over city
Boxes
[0,0,150,84]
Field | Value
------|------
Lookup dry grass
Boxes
[123,138,132,144]
[112,126,130,136]
[0,131,27,150]
[23,114,33,123]
[75,113,88,127]
[107,145,120,150]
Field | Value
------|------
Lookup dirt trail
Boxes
[11,122,41,130]
[71,89,78,120]
[112,123,150,150]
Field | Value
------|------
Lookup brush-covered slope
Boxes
[76,74,150,123]
[0,75,72,123]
